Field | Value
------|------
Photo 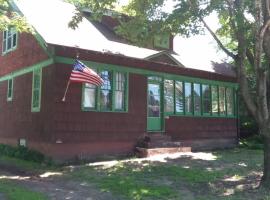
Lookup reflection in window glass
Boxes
[212,86,218,114]
[164,80,174,113]
[175,81,184,113]
[202,85,211,114]
[193,83,201,114]
[148,84,160,117]
[226,88,234,115]
[100,71,112,110]
[185,82,192,114]
[115,72,125,110]
[219,87,226,115]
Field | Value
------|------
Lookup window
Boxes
[226,88,234,115]
[212,86,218,115]
[175,81,184,113]
[193,83,201,114]
[82,70,128,112]
[164,80,174,113]
[115,72,126,110]
[2,28,17,54]
[185,82,192,114]
[219,86,226,115]
[31,68,42,112]
[100,70,112,111]
[7,78,13,101]
[83,83,96,109]
[202,84,211,114]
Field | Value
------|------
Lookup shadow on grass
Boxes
[68,148,269,200]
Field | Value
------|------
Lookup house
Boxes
[0,0,238,161]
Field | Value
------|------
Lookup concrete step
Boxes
[135,147,192,158]
[148,141,182,148]
[147,134,172,142]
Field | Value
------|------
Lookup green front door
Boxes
[147,82,162,131]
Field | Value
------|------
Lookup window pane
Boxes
[148,84,160,117]
[202,85,211,114]
[100,71,112,90]
[185,82,192,114]
[164,80,174,113]
[100,90,112,110]
[7,37,12,50]
[193,83,201,114]
[33,90,40,108]
[226,88,234,115]
[83,84,96,108]
[115,91,124,110]
[115,72,125,110]
[212,86,218,114]
[3,31,7,40]
[100,71,112,110]
[219,87,226,115]
[12,33,17,48]
[32,69,41,111]
[175,81,184,113]
[7,79,13,99]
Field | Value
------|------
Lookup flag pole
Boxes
[62,53,79,102]
[62,80,70,102]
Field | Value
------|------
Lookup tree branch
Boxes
[200,17,236,59]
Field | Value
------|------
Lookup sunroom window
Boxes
[164,80,174,113]
[193,83,201,114]
[226,88,234,115]
[175,81,184,113]
[202,84,211,114]
[2,28,17,54]
[185,82,192,114]
[219,86,226,115]
[212,86,218,115]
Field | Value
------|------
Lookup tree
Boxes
[0,0,31,31]
[69,0,270,187]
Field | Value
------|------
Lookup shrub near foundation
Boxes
[0,144,45,163]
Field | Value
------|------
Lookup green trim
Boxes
[168,114,237,119]
[31,68,42,112]
[55,56,238,88]
[7,78,13,101]
[0,58,54,82]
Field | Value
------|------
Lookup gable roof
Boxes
[13,0,235,77]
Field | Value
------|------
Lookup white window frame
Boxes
[2,28,18,55]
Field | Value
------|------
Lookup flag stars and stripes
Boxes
[69,60,104,86]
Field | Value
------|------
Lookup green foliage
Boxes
[240,135,264,150]
[0,144,45,163]
[0,0,32,32]
[0,180,47,200]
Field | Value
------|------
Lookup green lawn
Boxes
[0,180,48,200]
[70,148,270,200]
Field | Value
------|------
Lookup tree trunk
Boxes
[261,128,270,189]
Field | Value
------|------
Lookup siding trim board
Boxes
[0,58,54,82]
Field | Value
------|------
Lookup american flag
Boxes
[70,60,103,86]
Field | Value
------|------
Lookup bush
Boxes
[0,144,45,163]
[240,135,264,150]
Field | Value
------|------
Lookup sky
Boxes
[120,0,228,71]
